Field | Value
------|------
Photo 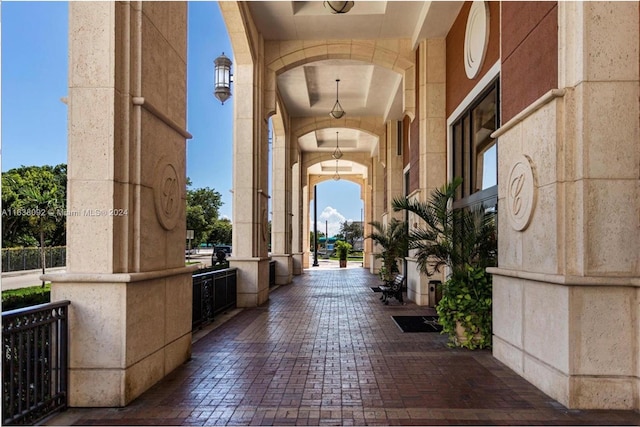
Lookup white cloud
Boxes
[316,206,345,237]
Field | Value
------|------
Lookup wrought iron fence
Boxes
[192,268,237,330]
[2,301,70,425]
[1,247,66,273]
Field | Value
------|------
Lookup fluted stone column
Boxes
[45,2,193,407]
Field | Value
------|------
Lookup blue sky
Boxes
[1,1,363,235]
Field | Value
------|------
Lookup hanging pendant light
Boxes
[332,131,343,159]
[333,159,341,181]
[329,79,346,119]
[324,1,355,14]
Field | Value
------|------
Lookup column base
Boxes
[490,267,639,411]
[369,252,381,275]
[229,257,270,307]
[405,258,437,306]
[271,254,293,285]
[44,267,195,407]
[292,253,304,275]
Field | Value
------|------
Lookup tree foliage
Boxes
[185,183,225,247]
[2,165,67,248]
[339,221,363,247]
[208,217,232,245]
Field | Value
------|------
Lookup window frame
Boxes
[450,77,500,211]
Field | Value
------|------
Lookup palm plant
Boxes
[392,177,496,348]
[367,218,408,282]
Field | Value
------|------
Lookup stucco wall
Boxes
[501,2,558,122]
[446,1,500,118]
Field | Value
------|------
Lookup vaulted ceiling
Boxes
[245,1,463,177]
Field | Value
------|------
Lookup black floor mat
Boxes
[392,315,443,333]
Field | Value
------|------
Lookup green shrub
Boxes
[2,284,51,311]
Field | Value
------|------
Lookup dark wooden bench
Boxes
[379,274,405,305]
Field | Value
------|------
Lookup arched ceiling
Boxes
[298,127,378,156]
[278,59,403,121]
[246,1,463,178]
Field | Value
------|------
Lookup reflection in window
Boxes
[452,80,499,208]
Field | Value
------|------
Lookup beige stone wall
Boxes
[49,2,193,407]
[491,3,639,410]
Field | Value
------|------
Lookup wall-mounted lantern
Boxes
[214,52,233,104]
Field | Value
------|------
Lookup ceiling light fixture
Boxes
[333,159,341,181]
[332,131,343,159]
[329,79,346,119]
[324,1,355,14]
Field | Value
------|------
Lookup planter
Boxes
[454,320,483,346]
[339,259,347,268]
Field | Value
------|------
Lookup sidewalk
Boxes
[45,267,640,426]
[0,267,66,291]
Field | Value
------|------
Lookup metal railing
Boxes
[192,268,237,330]
[2,247,66,273]
[2,301,70,425]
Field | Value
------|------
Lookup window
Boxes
[452,79,499,210]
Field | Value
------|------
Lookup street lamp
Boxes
[214,52,233,104]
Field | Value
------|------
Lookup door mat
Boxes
[392,315,443,333]
[370,287,382,292]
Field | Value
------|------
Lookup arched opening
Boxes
[309,179,364,268]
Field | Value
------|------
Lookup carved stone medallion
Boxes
[154,158,181,231]
[507,154,536,231]
[464,1,490,79]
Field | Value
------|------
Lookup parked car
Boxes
[214,245,232,255]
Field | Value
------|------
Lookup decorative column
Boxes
[45,2,193,407]
[368,152,385,274]
[490,2,639,410]
[302,182,310,268]
[291,161,304,274]
[270,112,293,284]
[407,39,447,306]
[220,2,271,307]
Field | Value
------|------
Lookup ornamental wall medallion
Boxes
[464,1,490,79]
[154,158,181,231]
[507,154,537,231]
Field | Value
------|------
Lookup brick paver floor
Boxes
[47,263,640,426]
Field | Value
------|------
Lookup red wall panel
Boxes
[501,2,558,122]
[446,1,501,118]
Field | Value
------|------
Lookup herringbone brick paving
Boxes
[47,263,640,426]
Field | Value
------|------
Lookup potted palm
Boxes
[367,218,408,284]
[334,240,352,268]
[392,177,496,349]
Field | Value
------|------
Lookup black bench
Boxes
[379,274,405,305]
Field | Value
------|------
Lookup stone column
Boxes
[368,153,385,274]
[302,181,310,269]
[490,2,639,410]
[45,2,193,407]
[270,114,293,284]
[220,2,271,307]
[291,161,304,274]
[407,39,447,306]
